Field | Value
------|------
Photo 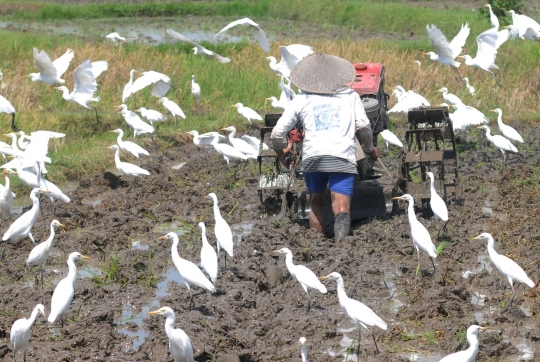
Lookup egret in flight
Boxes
[215,17,270,52]
[380,129,403,150]
[426,23,470,81]
[167,29,231,63]
[459,27,502,87]
[29,48,74,85]
[124,70,173,101]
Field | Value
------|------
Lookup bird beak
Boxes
[470,235,481,241]
[134,108,140,112]
[479,326,490,331]
[489,109,496,112]
[271,249,282,255]
[220,128,228,131]
[230,105,236,108]
[39,190,52,194]
[392,196,404,200]
[59,223,66,232]
[80,255,91,260]
[40,310,46,317]
[157,235,168,240]
[476,126,484,129]
[318,274,331,281]
[109,130,117,133]
[501,26,508,29]
[147,310,161,315]
[457,56,464,59]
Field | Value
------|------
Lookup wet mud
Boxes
[0,121,538,361]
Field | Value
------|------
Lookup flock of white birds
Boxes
[1,5,539,362]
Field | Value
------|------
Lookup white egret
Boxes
[392,194,437,273]
[278,75,296,101]
[157,232,215,309]
[0,169,16,221]
[26,219,65,290]
[414,60,421,70]
[135,107,167,128]
[267,44,314,79]
[463,77,475,96]
[425,23,470,80]
[241,134,269,152]
[447,104,489,131]
[215,17,269,52]
[426,172,448,232]
[198,222,218,283]
[388,86,430,114]
[505,23,540,41]
[379,129,403,150]
[439,325,489,362]
[299,337,307,362]
[48,252,90,327]
[459,27,502,87]
[272,248,327,312]
[104,32,126,44]
[490,108,523,143]
[191,75,201,104]
[2,188,51,254]
[17,131,31,151]
[3,132,23,159]
[485,4,499,28]
[209,135,251,167]
[116,104,154,137]
[319,272,387,354]
[110,129,149,166]
[109,145,150,190]
[207,193,234,269]
[157,97,186,126]
[232,103,262,129]
[221,126,258,156]
[35,164,70,216]
[437,87,465,108]
[124,70,173,101]
[29,48,74,85]
[186,131,225,148]
[167,29,231,63]
[0,94,19,131]
[506,10,540,41]
[471,232,535,308]
[10,304,46,362]
[477,125,518,161]
[15,130,66,173]
[56,59,108,123]
[122,69,136,103]
[147,306,195,362]
[265,96,287,110]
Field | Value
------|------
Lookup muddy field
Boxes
[0,118,537,362]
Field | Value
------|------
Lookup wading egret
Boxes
[299,337,307,362]
[319,272,387,354]
[272,248,327,312]
[26,219,65,290]
[157,97,186,126]
[157,232,215,309]
[122,70,136,103]
[104,32,126,44]
[147,306,195,362]
[110,129,149,166]
[198,222,218,283]
[207,193,233,269]
[48,252,90,327]
[29,48,74,85]
[116,104,154,137]
[425,23,470,80]
[0,94,19,131]
[426,172,448,232]
[191,75,201,104]
[124,70,173,100]
[471,232,535,309]
[221,126,258,156]
[209,136,251,167]
[439,325,489,362]
[232,103,262,129]
[380,129,403,149]
[490,108,523,143]
[186,131,225,148]
[0,169,16,221]
[215,18,270,52]
[135,107,167,128]
[477,125,518,161]
[2,188,51,251]
[109,145,150,190]
[167,29,231,63]
[459,27,502,87]
[463,77,475,96]
[393,194,437,273]
[10,304,46,362]
[56,59,108,123]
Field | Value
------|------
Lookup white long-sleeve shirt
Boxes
[271,89,370,171]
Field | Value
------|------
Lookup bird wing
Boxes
[72,60,98,97]
[496,28,510,49]
[48,278,74,322]
[163,100,186,119]
[121,162,150,176]
[449,23,470,58]
[284,44,314,60]
[0,95,16,114]
[495,254,533,286]
[240,107,263,121]
[152,79,172,98]
[344,298,387,329]
[426,25,454,60]
[475,27,499,68]
[33,48,58,80]
[411,220,437,257]
[19,132,60,168]
[215,18,258,37]
[52,48,74,78]
[294,265,327,293]
[255,28,270,52]
[90,60,108,78]
[169,329,194,361]
[380,130,403,147]
[430,193,448,221]
[167,29,231,63]
[128,71,168,98]
[279,46,301,72]
[121,140,149,157]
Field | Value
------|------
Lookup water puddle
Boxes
[230,221,254,242]
[152,221,189,235]
[462,253,492,278]
[400,352,445,361]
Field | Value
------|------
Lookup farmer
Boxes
[270,53,378,242]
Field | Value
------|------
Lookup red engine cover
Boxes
[350,62,384,96]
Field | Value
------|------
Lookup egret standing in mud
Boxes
[272,248,327,312]
[439,325,489,362]
[207,193,234,269]
[471,233,535,309]
[477,125,518,162]
[198,222,218,283]
[319,272,387,355]
[299,337,308,362]
[426,172,448,232]
[393,194,437,274]
[10,304,46,362]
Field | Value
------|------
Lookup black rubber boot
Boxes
[334,212,350,243]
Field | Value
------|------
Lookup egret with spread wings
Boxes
[425,23,470,81]
[29,48,74,85]
[215,17,270,52]
[460,27,502,87]
[167,29,231,63]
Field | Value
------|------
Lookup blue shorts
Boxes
[304,172,355,197]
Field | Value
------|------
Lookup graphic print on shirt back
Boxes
[313,103,341,132]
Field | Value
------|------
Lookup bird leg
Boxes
[306,293,311,313]
[174,116,178,127]
[1,240,8,258]
[23,348,26,362]
[41,266,44,291]
[10,113,20,132]
[430,257,436,275]
[371,330,380,355]
[188,290,194,310]
[91,106,100,123]
[128,177,133,191]
[356,326,362,354]
[52,201,57,216]
[139,158,143,167]
[492,72,503,88]
[224,253,228,270]
[443,220,449,233]
[453,68,463,83]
